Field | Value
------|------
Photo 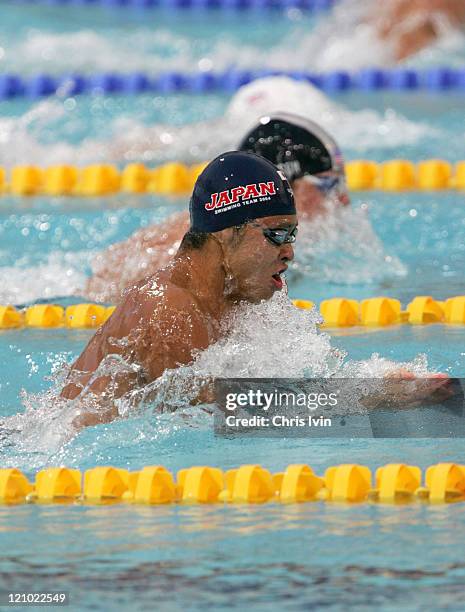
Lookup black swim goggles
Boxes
[249,222,298,247]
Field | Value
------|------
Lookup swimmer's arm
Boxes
[373,0,465,60]
[60,317,138,430]
[85,211,190,303]
[124,293,213,416]
[61,370,140,427]
[138,301,210,384]
[360,370,453,410]
[62,291,210,426]
[61,334,141,428]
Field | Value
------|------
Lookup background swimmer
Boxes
[0,78,407,306]
[0,75,430,170]
[372,0,465,60]
[85,114,350,303]
[103,75,430,165]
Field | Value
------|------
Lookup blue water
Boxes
[1,1,465,610]
[2,502,465,612]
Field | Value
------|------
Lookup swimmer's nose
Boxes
[280,242,294,262]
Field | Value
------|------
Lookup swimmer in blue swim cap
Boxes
[62,151,298,424]
[62,151,451,427]
[85,114,348,303]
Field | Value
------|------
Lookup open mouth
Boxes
[271,271,285,290]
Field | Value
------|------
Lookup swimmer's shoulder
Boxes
[124,271,202,322]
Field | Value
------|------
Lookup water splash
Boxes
[0,199,406,305]
[0,76,434,169]
[290,199,407,284]
[0,98,79,168]
[3,0,464,76]
[0,358,77,468]
[0,250,88,304]
[0,291,435,469]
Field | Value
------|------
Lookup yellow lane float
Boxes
[324,464,372,502]
[379,160,416,191]
[372,464,422,503]
[320,298,359,327]
[121,163,151,193]
[417,159,452,190]
[10,166,43,196]
[344,160,378,190]
[83,467,130,502]
[219,465,275,503]
[34,468,82,502]
[25,304,64,328]
[0,469,33,504]
[65,304,107,328]
[147,162,192,195]
[44,165,78,196]
[130,466,177,504]
[406,296,444,324]
[0,305,23,329]
[360,297,403,326]
[76,164,121,196]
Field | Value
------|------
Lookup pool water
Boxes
[1,1,465,610]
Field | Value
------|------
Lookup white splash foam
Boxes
[0,29,199,75]
[1,1,464,76]
[0,251,88,304]
[0,98,79,168]
[291,199,407,284]
[0,291,435,467]
[0,75,434,168]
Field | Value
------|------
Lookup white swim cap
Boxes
[226,76,335,123]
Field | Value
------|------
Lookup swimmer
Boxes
[62,151,298,425]
[373,0,465,60]
[62,151,451,429]
[85,113,349,303]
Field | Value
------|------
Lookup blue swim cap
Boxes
[189,151,295,233]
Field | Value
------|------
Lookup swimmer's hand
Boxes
[189,377,215,406]
[71,406,119,431]
[362,370,453,410]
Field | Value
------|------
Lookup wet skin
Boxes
[85,176,343,303]
[62,214,297,426]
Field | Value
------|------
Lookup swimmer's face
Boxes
[219,214,297,303]
[292,172,350,219]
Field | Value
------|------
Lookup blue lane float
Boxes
[1,68,465,100]
[11,0,336,9]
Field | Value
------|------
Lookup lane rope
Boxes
[2,159,465,196]
[1,297,465,329]
[1,463,465,505]
[9,0,336,12]
[1,68,465,100]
